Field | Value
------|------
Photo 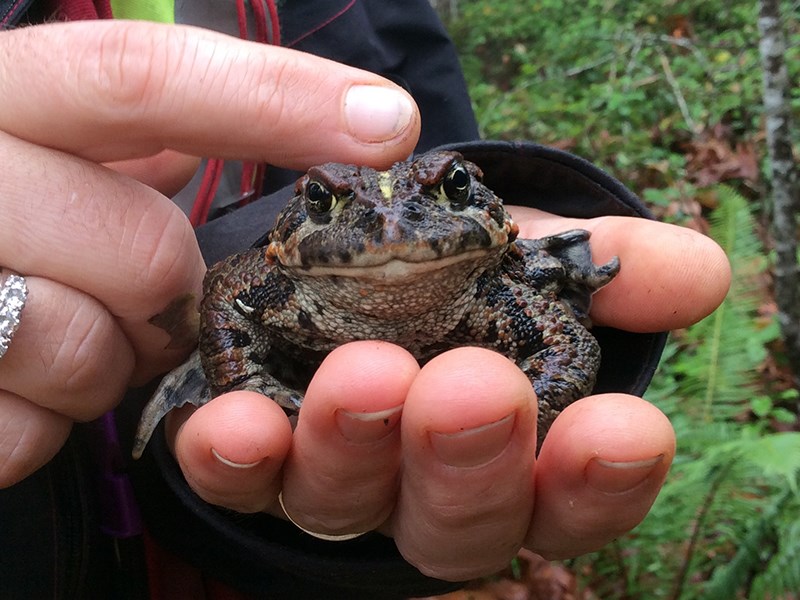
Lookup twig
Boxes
[623,35,644,89]
[565,52,618,77]
[657,48,698,132]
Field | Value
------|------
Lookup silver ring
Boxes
[0,272,28,359]
[277,492,367,542]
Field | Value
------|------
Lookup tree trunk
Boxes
[429,0,459,23]
[758,0,800,385]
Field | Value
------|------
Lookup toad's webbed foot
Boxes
[522,229,619,325]
[132,351,304,459]
[132,350,210,459]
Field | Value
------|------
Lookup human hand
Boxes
[168,209,730,581]
[0,20,420,487]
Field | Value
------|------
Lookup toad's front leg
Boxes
[199,249,304,411]
[132,251,302,459]
[519,230,620,326]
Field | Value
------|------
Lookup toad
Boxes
[133,151,619,458]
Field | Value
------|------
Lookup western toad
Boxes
[133,151,619,458]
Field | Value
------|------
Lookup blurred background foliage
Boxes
[431,1,800,598]
[447,0,797,213]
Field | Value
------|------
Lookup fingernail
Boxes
[429,413,516,468]
[344,85,414,142]
[211,447,263,469]
[278,492,367,542]
[336,405,403,443]
[585,454,664,494]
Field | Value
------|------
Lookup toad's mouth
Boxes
[289,248,496,281]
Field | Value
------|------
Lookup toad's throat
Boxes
[287,248,497,281]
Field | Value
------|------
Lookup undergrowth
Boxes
[449,0,799,195]
[569,188,800,599]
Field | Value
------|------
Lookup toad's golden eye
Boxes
[442,163,471,208]
[305,180,334,213]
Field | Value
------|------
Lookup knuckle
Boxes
[241,50,331,144]
[248,54,291,120]
[126,201,203,306]
[72,22,175,118]
[48,297,132,419]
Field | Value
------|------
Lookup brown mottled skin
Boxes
[133,151,618,458]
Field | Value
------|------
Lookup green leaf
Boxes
[750,395,774,417]
[740,433,800,494]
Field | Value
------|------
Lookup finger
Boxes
[280,342,418,537]
[509,208,731,331]
[0,132,206,380]
[170,391,293,513]
[0,276,135,420]
[0,391,72,488]
[105,150,201,197]
[527,394,674,559]
[1,21,420,168]
[390,348,537,582]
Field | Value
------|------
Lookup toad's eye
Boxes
[305,180,335,213]
[442,163,471,207]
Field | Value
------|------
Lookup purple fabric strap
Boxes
[85,412,143,538]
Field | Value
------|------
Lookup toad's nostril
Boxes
[402,200,425,222]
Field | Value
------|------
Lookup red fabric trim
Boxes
[250,0,267,43]
[237,162,265,207]
[190,159,224,227]
[285,0,355,47]
[266,0,280,45]
[190,0,279,225]
[235,0,248,38]
[52,0,112,20]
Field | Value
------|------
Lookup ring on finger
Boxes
[0,270,28,360]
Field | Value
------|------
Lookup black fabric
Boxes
[284,0,479,154]
[254,0,480,197]
[0,0,34,27]
[0,436,95,598]
[129,140,668,599]
[0,431,149,600]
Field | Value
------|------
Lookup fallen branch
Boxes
[657,48,698,132]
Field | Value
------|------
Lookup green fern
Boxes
[661,186,769,421]
[750,507,800,598]
[572,186,800,599]
[705,480,800,600]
